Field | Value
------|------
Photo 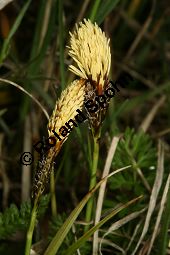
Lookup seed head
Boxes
[32,79,86,199]
[32,149,54,199]
[68,19,111,94]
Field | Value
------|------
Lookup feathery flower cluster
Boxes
[68,19,112,135]
[68,19,111,94]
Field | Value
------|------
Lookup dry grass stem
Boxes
[132,139,165,254]
[21,115,32,202]
[119,9,159,48]
[99,209,146,254]
[154,127,170,138]
[136,167,151,192]
[126,222,142,252]
[93,136,120,255]
[116,63,155,89]
[99,239,126,255]
[38,0,53,51]
[139,95,166,133]
[0,78,49,120]
[147,173,170,255]
[124,0,155,61]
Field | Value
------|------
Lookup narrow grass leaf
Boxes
[44,166,130,255]
[95,0,120,25]
[93,136,120,254]
[0,78,49,119]
[28,0,56,75]
[156,173,170,255]
[132,140,164,254]
[123,81,170,114]
[99,240,126,255]
[62,196,142,255]
[0,0,31,63]
[125,222,142,253]
[147,173,170,254]
[100,208,146,253]
[29,0,47,60]
[89,0,101,22]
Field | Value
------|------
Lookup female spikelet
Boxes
[32,79,86,198]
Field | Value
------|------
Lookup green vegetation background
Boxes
[0,0,170,254]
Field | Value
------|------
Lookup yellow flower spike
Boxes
[48,78,86,149]
[68,19,111,94]
[32,79,86,198]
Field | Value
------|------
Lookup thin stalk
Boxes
[158,186,170,255]
[58,0,65,89]
[85,134,100,232]
[50,166,57,217]
[25,197,38,255]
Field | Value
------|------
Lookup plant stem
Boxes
[25,197,38,255]
[50,166,57,218]
[85,134,100,232]
[158,186,170,255]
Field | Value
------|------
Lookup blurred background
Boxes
[0,0,170,254]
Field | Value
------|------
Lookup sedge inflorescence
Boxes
[33,19,115,198]
[68,19,112,136]
[48,79,86,149]
[32,79,86,198]
[68,19,111,94]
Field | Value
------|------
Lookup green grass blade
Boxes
[95,0,120,25]
[44,167,130,255]
[28,0,56,75]
[89,0,101,22]
[29,0,46,60]
[20,0,56,119]
[0,0,31,63]
[62,196,142,255]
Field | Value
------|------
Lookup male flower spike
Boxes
[68,19,113,135]
[68,19,111,95]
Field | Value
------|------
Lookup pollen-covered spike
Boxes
[32,79,86,198]
[67,19,111,92]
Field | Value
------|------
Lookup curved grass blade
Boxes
[44,166,130,255]
[62,196,142,255]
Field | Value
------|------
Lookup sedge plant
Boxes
[25,79,86,255]
[67,19,112,231]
